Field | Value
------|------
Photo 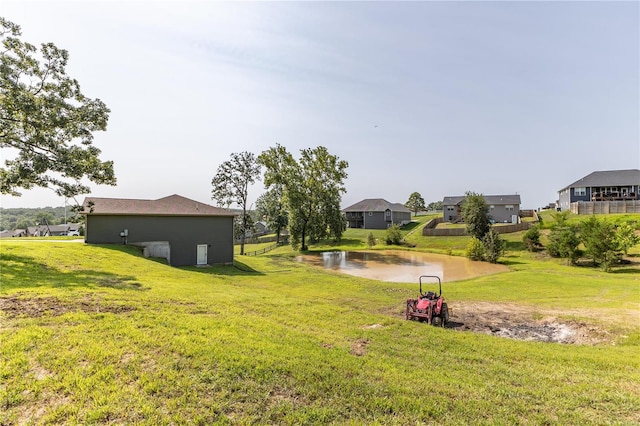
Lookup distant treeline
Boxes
[0,207,82,231]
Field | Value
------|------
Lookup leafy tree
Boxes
[522,224,542,252]
[367,232,376,248]
[547,224,581,265]
[580,216,621,272]
[255,187,288,244]
[426,200,443,211]
[1,18,116,198]
[462,191,490,240]
[465,237,485,261]
[385,224,403,245]
[614,222,640,255]
[482,229,505,263]
[211,151,261,255]
[404,192,426,216]
[259,144,347,251]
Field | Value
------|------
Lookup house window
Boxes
[368,212,373,216]
[385,210,391,217]
[446,206,455,211]
[574,187,586,196]
[489,205,495,211]
[505,205,514,211]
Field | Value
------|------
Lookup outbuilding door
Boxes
[196,244,208,265]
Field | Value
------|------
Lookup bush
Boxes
[482,229,505,263]
[385,224,403,245]
[547,225,581,265]
[367,232,376,248]
[466,237,485,261]
[522,225,541,252]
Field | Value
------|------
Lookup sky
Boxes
[1,0,639,211]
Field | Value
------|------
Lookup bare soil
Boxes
[444,301,615,345]
[0,294,135,319]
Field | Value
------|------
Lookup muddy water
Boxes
[296,250,508,283]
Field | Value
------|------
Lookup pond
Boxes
[296,250,509,283]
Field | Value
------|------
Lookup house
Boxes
[443,194,521,223]
[557,169,640,211]
[342,199,412,229]
[81,194,235,267]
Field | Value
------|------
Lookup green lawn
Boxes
[1,221,639,424]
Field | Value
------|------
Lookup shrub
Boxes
[522,225,541,252]
[466,237,485,261]
[367,232,376,248]
[386,224,403,245]
[482,229,505,263]
[547,225,580,265]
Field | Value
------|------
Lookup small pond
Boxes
[296,250,508,283]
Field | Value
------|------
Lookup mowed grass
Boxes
[1,234,639,425]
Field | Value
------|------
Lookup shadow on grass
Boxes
[180,259,264,276]
[1,252,147,291]
[610,267,640,274]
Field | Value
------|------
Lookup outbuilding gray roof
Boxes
[343,198,411,213]
[82,195,234,216]
[443,195,521,206]
[559,169,640,191]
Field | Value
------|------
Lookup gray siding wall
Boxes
[364,212,388,229]
[85,215,233,266]
[393,211,411,225]
[489,205,520,223]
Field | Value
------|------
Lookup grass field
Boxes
[1,215,639,425]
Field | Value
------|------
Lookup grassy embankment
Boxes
[1,212,639,424]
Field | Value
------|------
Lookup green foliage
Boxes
[551,210,571,227]
[0,18,116,198]
[580,216,621,272]
[211,151,261,255]
[367,232,376,248]
[258,144,348,251]
[462,191,490,240]
[615,222,640,255]
[547,225,581,265]
[465,237,485,261]
[385,224,402,245]
[404,192,426,216]
[482,229,505,263]
[255,187,288,244]
[522,224,542,252]
[426,200,443,211]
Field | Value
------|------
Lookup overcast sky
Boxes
[2,0,638,211]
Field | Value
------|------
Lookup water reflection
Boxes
[296,250,508,283]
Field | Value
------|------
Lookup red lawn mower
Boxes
[405,275,449,327]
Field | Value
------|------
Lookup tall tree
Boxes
[405,192,426,216]
[461,191,491,240]
[211,151,260,255]
[259,144,348,251]
[0,18,116,198]
[255,186,288,244]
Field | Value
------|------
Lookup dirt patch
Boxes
[0,294,135,318]
[350,338,369,356]
[444,302,612,345]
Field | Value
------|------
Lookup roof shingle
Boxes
[82,194,234,216]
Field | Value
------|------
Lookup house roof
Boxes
[443,194,521,206]
[81,194,235,217]
[342,198,411,213]
[559,169,640,192]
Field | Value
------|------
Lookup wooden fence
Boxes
[570,200,640,215]
[422,216,534,236]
